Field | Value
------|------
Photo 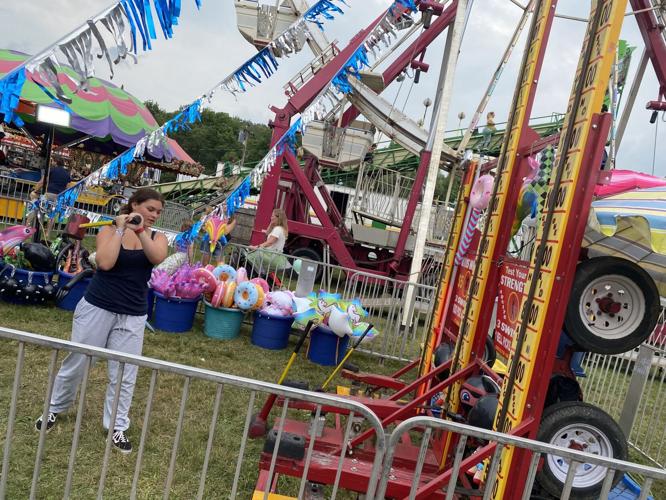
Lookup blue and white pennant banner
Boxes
[208,0,418,221]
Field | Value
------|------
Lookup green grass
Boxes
[581,360,666,499]
[2,300,665,498]
[0,301,403,498]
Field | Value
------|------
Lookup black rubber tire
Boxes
[434,337,495,376]
[536,401,627,499]
[483,335,497,369]
[291,247,323,280]
[564,257,660,355]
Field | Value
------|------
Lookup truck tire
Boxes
[564,257,659,355]
[536,401,626,499]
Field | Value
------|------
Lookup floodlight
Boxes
[36,104,71,128]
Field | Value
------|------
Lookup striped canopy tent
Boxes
[0,48,186,161]
[585,185,666,293]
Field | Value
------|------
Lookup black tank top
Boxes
[85,231,156,316]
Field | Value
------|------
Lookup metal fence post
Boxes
[618,344,656,438]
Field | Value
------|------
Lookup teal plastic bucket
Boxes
[153,292,200,333]
[56,270,92,311]
[251,311,294,350]
[204,302,244,340]
[307,325,349,366]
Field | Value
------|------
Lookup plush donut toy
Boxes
[211,282,226,308]
[214,264,237,283]
[250,277,270,294]
[234,281,259,311]
[193,267,218,294]
[223,281,237,308]
[254,286,265,310]
[469,174,494,210]
[236,267,248,283]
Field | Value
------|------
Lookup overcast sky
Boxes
[1,1,664,175]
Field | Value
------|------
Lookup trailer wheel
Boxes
[483,335,496,369]
[536,401,626,499]
[433,337,495,381]
[565,257,659,355]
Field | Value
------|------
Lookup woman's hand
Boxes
[249,245,258,250]
[125,212,144,232]
[115,214,129,230]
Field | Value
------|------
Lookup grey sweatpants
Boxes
[50,298,146,431]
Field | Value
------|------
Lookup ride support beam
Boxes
[251,110,291,245]
[445,0,557,421]
[416,161,477,388]
[430,0,556,475]
[491,0,626,496]
[630,0,666,100]
[340,1,458,128]
[280,150,358,269]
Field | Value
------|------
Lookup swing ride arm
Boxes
[252,1,460,277]
[630,0,666,103]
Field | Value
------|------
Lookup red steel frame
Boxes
[252,1,459,277]
[251,0,666,498]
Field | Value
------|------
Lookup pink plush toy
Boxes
[150,269,172,296]
[175,279,206,299]
[261,290,295,317]
[152,264,206,300]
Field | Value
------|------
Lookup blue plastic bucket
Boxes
[153,292,200,333]
[0,267,53,305]
[307,325,349,366]
[56,270,92,311]
[204,302,244,340]
[251,311,294,350]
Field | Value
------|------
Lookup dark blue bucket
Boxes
[307,325,350,366]
[56,270,92,311]
[251,311,294,350]
[0,267,53,305]
[153,292,200,333]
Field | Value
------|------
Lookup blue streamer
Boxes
[226,176,251,217]
[331,46,369,94]
[304,0,347,30]
[142,0,158,40]
[233,49,279,89]
[130,0,152,50]
[390,0,417,16]
[31,80,75,116]
[120,0,139,53]
[0,67,26,126]
[163,99,202,135]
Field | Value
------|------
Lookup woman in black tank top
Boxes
[35,188,168,454]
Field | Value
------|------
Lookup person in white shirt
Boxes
[251,208,287,252]
[247,208,290,273]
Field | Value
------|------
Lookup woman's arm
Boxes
[31,176,44,195]
[95,217,129,270]
[255,235,278,249]
[137,230,169,265]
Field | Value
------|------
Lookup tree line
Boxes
[144,100,272,180]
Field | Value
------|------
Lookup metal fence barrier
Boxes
[377,416,666,500]
[223,243,438,363]
[580,301,666,469]
[0,326,386,500]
